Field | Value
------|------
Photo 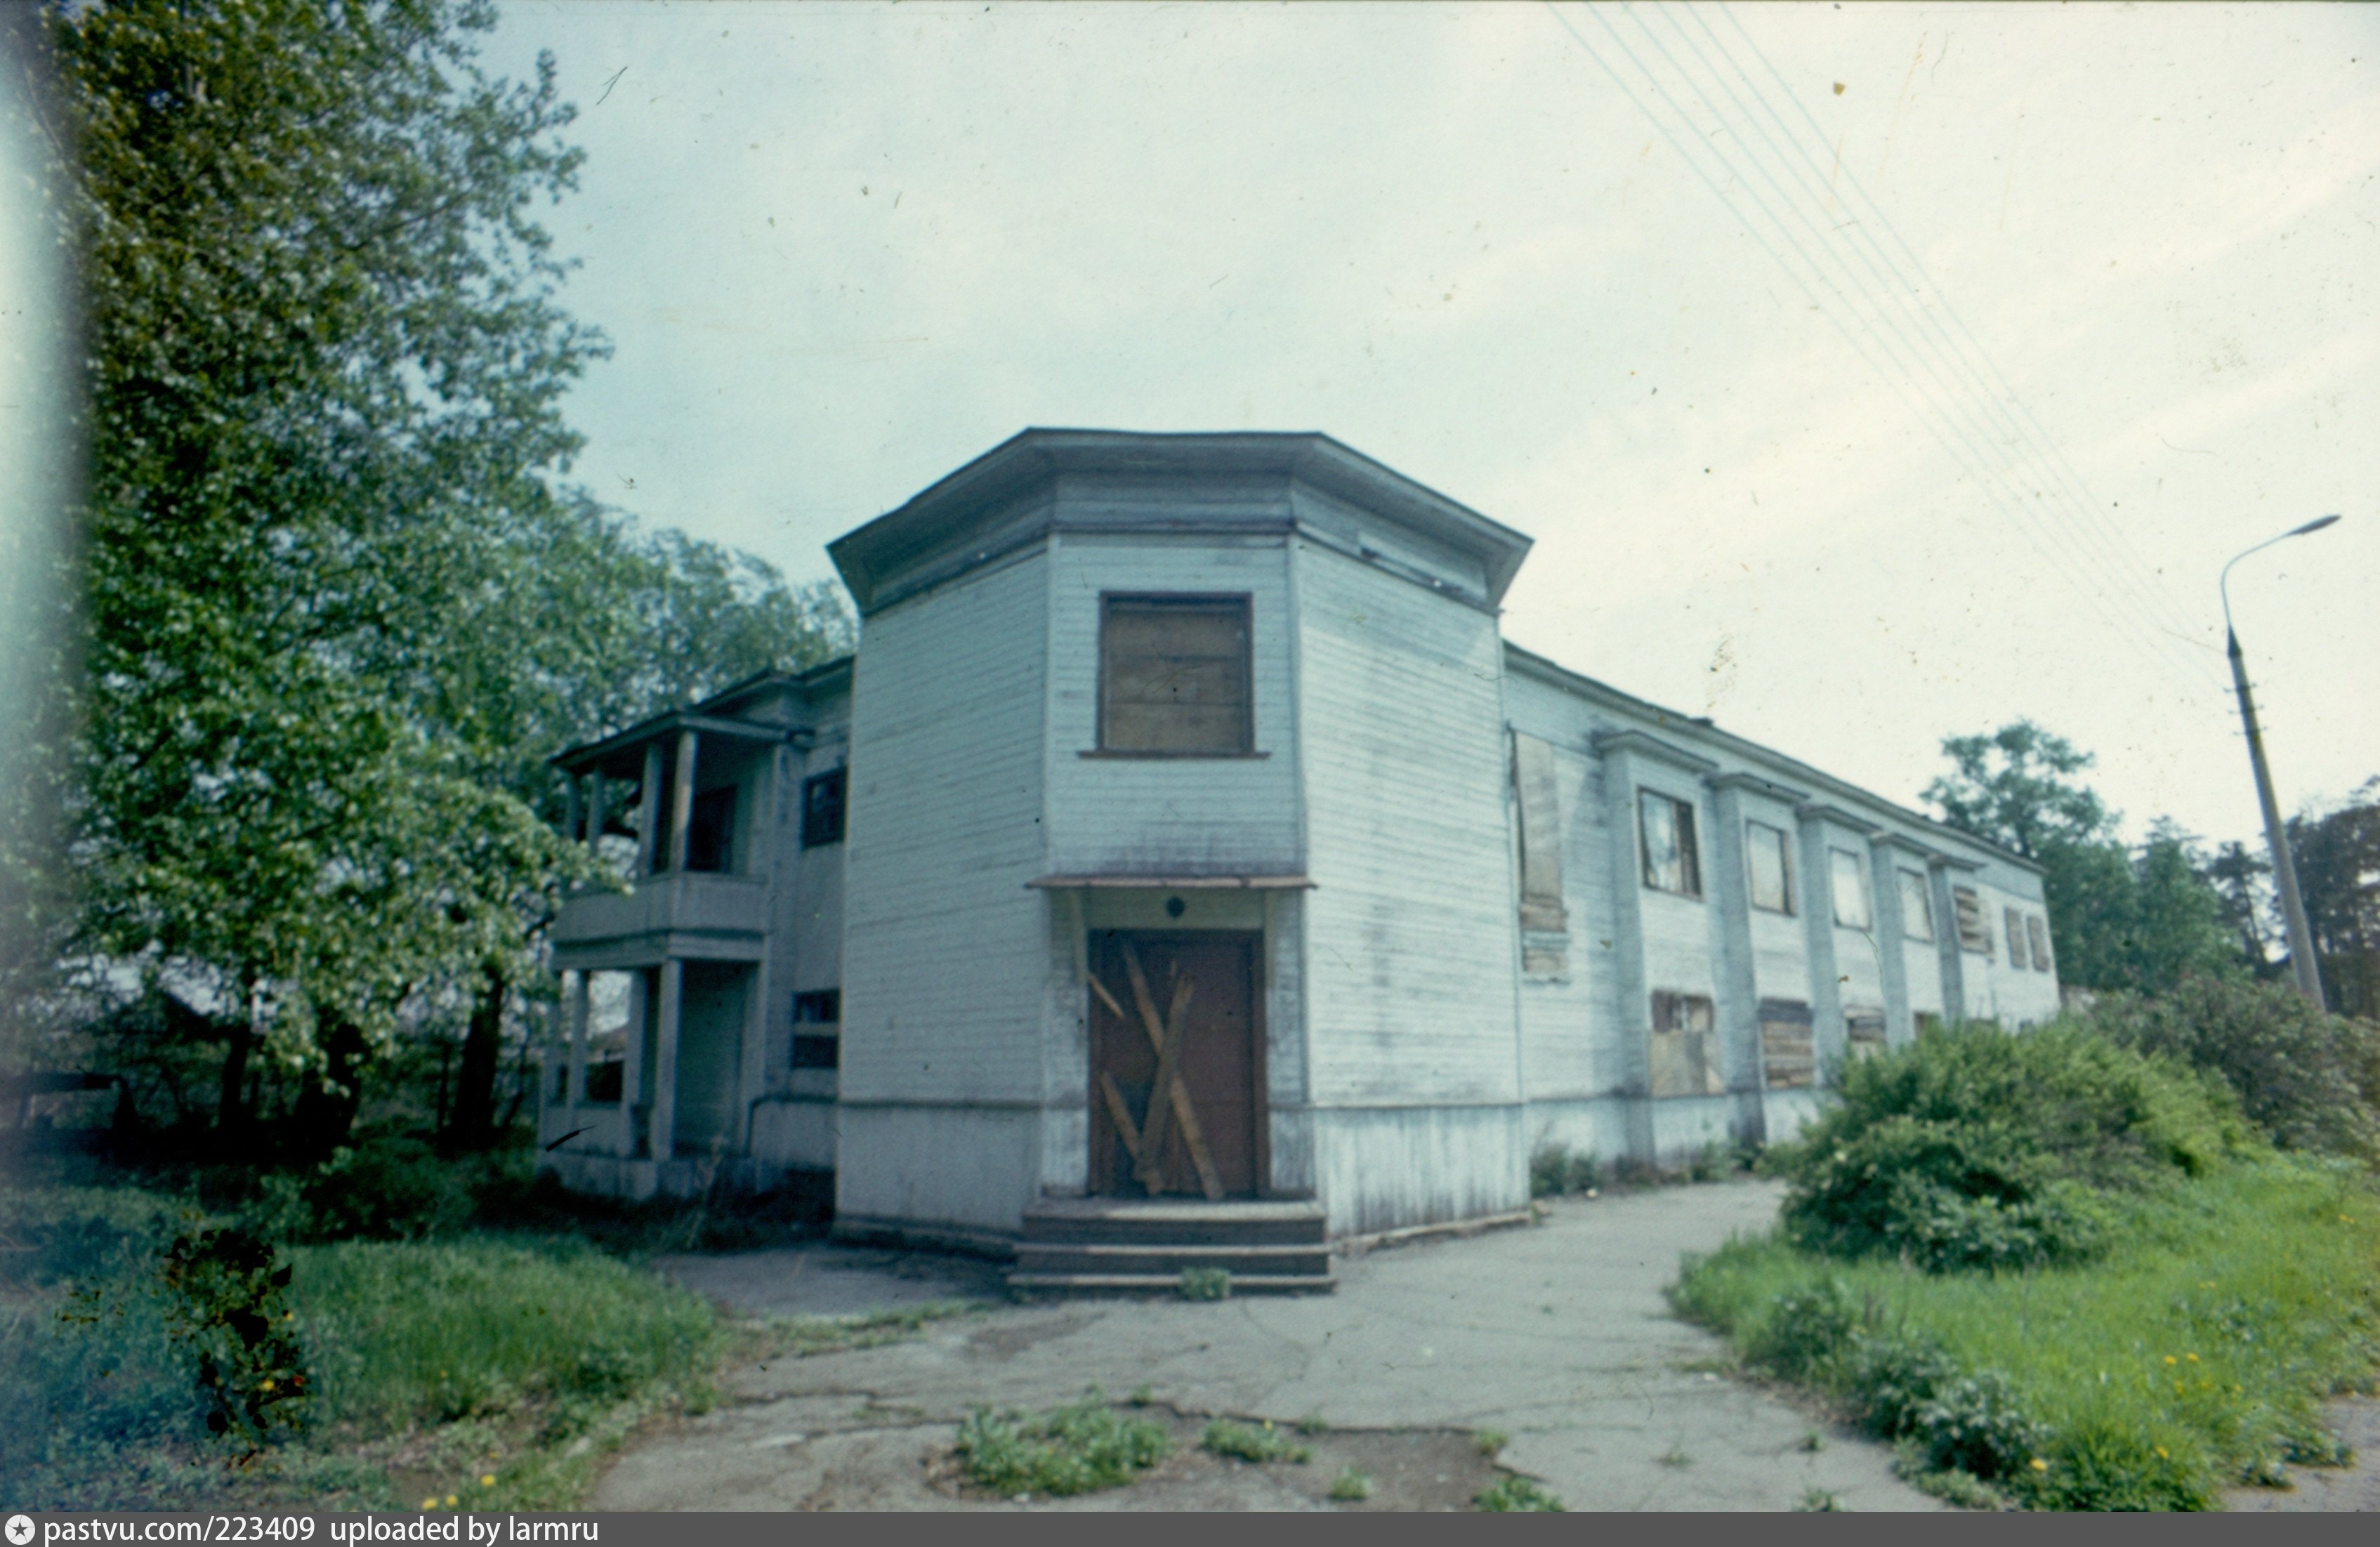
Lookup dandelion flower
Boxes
[2029,1459,2049,1472]
[419,1500,437,1512]
[2164,1356,2177,1365]
[2185,1354,2198,1363]
[482,1475,496,1487]
[259,1378,275,1390]
[445,1497,457,1508]
[2155,1447,2169,1460]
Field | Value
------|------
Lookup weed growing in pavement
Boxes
[1473,1428,1507,1456]
[1294,1412,1329,1435]
[1474,1475,1564,1510]
[1177,1266,1230,1301]
[1328,1467,1372,1502]
[1796,1488,1845,1511]
[954,1396,1169,1496]
[1200,1418,1310,1464]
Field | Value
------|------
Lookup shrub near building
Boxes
[1673,1021,2380,1510]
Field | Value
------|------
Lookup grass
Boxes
[1473,1427,1508,1456]
[1672,1157,2380,1509]
[1797,1487,1846,1511]
[5,1227,723,1511]
[1177,1266,1230,1301]
[954,1395,1170,1496]
[1474,1474,1564,1510]
[1201,1418,1311,1463]
[746,1301,973,1360]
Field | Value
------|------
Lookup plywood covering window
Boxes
[1952,886,1993,957]
[2006,907,2030,969]
[1899,869,1935,942]
[1759,998,1815,1089]
[1638,790,1702,897]
[1830,848,1872,929]
[1512,732,1568,934]
[1650,992,1724,1097]
[1746,820,1794,914]
[2027,914,2053,975]
[1098,595,1253,755]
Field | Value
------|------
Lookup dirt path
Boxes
[598,1178,1945,1511]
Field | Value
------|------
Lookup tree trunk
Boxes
[447,963,506,1153]
[216,1020,253,1138]
[290,1020,369,1158]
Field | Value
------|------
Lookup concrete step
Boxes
[1013,1242,1333,1278]
[1005,1271,1339,1296]
[1019,1197,1327,1248]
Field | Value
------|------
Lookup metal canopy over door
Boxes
[1086,930,1263,1199]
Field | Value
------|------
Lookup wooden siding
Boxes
[1041,533,1301,875]
[836,549,1051,1231]
[1295,541,1523,1123]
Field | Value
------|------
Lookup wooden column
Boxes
[650,958,683,1162]
[666,730,697,874]
[585,774,607,861]
[566,969,590,1109]
[635,742,665,876]
[618,970,648,1158]
[563,775,581,848]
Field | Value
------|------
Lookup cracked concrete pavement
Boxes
[596,1176,1949,1510]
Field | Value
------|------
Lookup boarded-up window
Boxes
[801,768,846,848]
[1512,733,1567,933]
[1639,790,1702,897]
[1914,1010,1945,1041]
[1846,1008,1888,1061]
[2027,914,2053,975]
[1746,821,1794,914]
[1759,998,1815,1089]
[1830,848,1872,930]
[791,989,840,1072]
[1899,869,1935,942]
[1650,992,1724,1097]
[1099,595,1253,754]
[1952,886,1993,957]
[2005,907,2029,969]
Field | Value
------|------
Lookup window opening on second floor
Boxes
[802,768,847,848]
[685,785,737,873]
[1746,820,1794,914]
[1098,594,1255,756]
[2006,907,2030,969]
[1899,869,1935,942]
[1952,886,1994,957]
[1830,848,1872,930]
[1638,790,1702,898]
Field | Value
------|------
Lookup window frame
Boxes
[1638,789,1704,899]
[1898,868,1935,942]
[1744,819,1795,915]
[1829,847,1873,930]
[1093,591,1258,758]
[801,766,847,849]
[2027,914,2053,975]
[1952,885,1994,958]
[2005,907,2030,969]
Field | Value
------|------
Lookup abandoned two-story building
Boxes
[538,430,2060,1286]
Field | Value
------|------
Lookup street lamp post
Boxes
[2218,515,2339,1008]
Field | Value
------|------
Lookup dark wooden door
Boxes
[1088,931,1262,1198]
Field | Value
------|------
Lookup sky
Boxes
[482,0,2379,855]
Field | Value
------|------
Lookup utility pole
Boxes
[2219,516,2339,1008]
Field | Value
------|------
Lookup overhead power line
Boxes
[1541,1,2226,705]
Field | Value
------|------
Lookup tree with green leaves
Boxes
[38,0,850,1153]
[2289,777,2380,1019]
[1924,721,2240,996]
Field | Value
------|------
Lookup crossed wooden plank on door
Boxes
[1088,941,1224,1201]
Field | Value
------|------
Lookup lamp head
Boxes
[2290,514,2341,536]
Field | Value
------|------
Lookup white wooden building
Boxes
[539,430,2060,1278]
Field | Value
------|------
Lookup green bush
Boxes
[955,1397,1170,1496]
[2086,978,2380,1159]
[1768,1022,2250,1272]
[1178,1266,1230,1301]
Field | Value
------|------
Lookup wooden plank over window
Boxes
[2027,914,2053,975]
[1512,732,1567,933]
[1099,595,1253,755]
[1846,1008,1888,1061]
[2005,907,2030,969]
[1952,886,1993,957]
[1758,997,1815,1089]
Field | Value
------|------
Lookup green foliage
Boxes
[1672,1159,2380,1510]
[1529,1143,1603,1197]
[955,1398,1170,1496]
[1177,1265,1231,1301]
[1328,1466,1372,1501]
[1923,721,2115,862]
[1201,1418,1310,1463]
[1768,1022,2251,1272]
[2085,977,2379,1159]
[1796,1488,1844,1510]
[1473,1475,1565,1511]
[156,1227,313,1450]
[1473,1428,1508,1456]
[2292,779,2380,1020]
